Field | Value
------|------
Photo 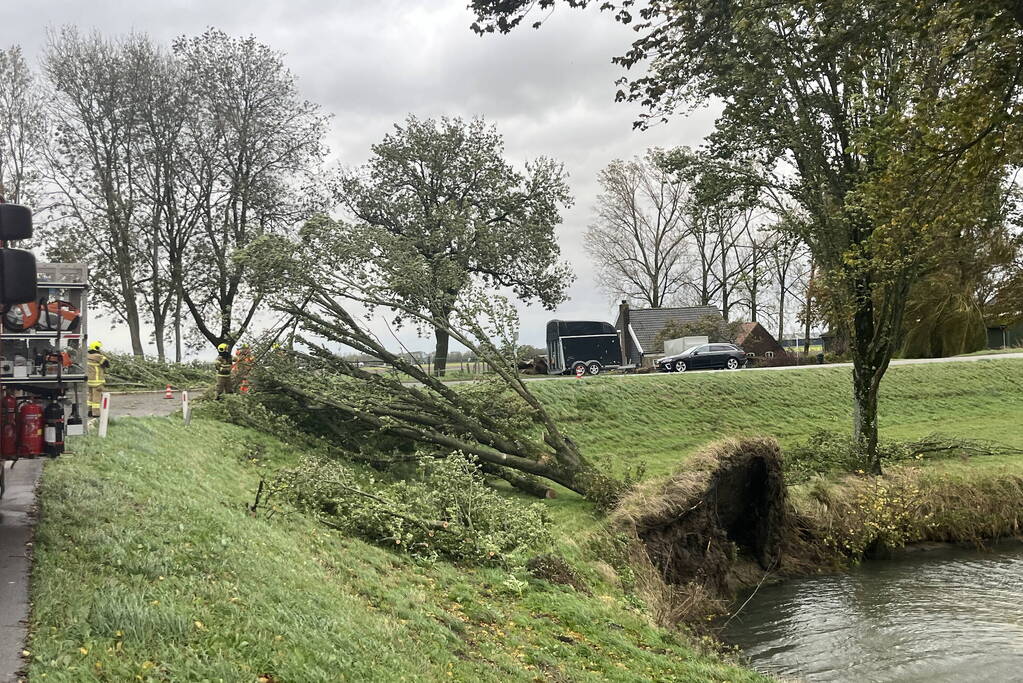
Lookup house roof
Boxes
[615,305,721,355]
[734,322,759,346]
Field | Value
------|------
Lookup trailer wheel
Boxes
[586,361,602,376]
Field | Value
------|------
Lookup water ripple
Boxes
[722,542,1023,682]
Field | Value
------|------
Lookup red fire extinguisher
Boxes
[1,392,18,457]
[17,399,44,457]
[44,399,64,458]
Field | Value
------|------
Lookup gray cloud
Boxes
[1,0,716,354]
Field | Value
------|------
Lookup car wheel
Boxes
[727,357,739,370]
[674,360,687,373]
[586,361,602,376]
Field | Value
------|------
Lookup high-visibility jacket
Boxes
[233,349,254,377]
[215,353,233,377]
[87,350,110,386]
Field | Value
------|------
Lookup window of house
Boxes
[765,351,775,358]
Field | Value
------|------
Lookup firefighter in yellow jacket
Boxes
[86,340,111,417]
[215,343,233,397]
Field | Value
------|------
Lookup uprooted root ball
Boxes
[611,437,787,623]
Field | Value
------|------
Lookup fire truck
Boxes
[0,203,88,497]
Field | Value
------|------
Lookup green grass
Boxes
[955,347,1023,356]
[27,418,763,682]
[529,358,1023,479]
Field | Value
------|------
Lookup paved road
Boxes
[0,458,41,683]
[107,389,202,418]
[428,351,1023,385]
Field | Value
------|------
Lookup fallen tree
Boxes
[242,226,624,505]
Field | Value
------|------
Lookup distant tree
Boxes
[585,151,693,307]
[338,116,573,376]
[654,314,743,351]
[0,46,46,205]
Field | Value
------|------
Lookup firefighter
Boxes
[215,343,233,397]
[233,343,255,393]
[86,340,111,417]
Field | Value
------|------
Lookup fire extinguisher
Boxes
[17,399,44,457]
[44,399,64,458]
[1,392,17,457]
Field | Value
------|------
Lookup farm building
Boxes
[614,301,722,366]
[987,321,1023,349]
[734,321,787,359]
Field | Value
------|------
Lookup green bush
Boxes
[106,352,214,390]
[269,453,552,566]
[784,429,912,482]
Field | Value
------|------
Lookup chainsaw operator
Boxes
[215,343,233,396]
[86,340,111,417]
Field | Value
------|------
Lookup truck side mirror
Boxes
[0,204,33,241]
[0,248,38,304]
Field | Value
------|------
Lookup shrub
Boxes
[268,453,552,565]
[106,352,214,390]
[784,429,912,482]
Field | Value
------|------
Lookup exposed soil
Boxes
[611,437,788,617]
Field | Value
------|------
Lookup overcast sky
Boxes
[2,0,718,356]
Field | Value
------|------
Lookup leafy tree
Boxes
[0,46,46,205]
[654,314,743,351]
[585,151,693,307]
[338,116,573,376]
[471,0,1023,473]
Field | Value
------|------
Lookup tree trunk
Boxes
[174,291,183,363]
[851,360,881,474]
[125,297,145,357]
[777,276,787,343]
[802,260,815,356]
[154,317,166,363]
[433,325,450,377]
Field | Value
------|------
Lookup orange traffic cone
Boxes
[164,384,173,399]
[239,379,250,394]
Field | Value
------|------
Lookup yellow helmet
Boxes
[89,340,102,351]
[217,343,228,352]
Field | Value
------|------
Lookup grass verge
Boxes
[529,358,1023,479]
[27,417,764,682]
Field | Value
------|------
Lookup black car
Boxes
[655,343,748,372]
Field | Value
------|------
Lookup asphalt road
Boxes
[433,351,1023,385]
[0,458,41,683]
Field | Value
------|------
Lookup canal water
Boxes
[721,540,1023,682]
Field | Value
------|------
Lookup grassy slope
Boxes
[27,418,762,683]
[530,358,1023,480]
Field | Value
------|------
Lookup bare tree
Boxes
[44,29,152,355]
[0,46,46,205]
[586,152,693,308]
[173,29,328,351]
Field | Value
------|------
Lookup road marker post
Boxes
[182,391,191,426]
[98,393,111,438]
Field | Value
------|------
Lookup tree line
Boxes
[1,30,328,360]
[0,31,573,375]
